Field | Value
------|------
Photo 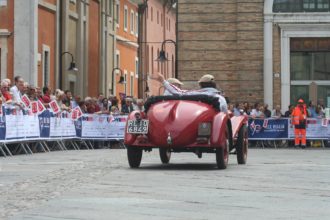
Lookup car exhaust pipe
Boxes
[167,132,172,145]
[194,149,202,158]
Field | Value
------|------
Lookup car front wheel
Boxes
[127,146,143,168]
[159,148,171,164]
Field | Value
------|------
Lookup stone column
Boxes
[264,15,273,109]
[14,0,38,85]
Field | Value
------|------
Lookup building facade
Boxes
[137,0,176,97]
[0,0,115,98]
[114,0,139,99]
[178,0,330,111]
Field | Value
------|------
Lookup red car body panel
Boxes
[124,100,246,149]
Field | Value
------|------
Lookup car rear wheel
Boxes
[216,126,229,169]
[159,148,171,164]
[236,125,248,164]
[127,146,143,168]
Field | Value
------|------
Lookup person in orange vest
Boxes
[291,99,308,148]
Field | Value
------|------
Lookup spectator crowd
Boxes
[228,101,326,119]
[0,76,145,115]
[0,76,327,118]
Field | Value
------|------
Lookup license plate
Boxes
[127,120,149,134]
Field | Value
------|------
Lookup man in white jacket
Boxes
[152,72,228,113]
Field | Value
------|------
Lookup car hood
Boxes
[147,100,217,147]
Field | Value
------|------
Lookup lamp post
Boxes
[112,67,126,84]
[156,39,177,78]
[60,51,78,89]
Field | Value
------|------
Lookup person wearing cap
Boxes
[152,71,227,113]
[291,99,308,148]
[164,78,184,96]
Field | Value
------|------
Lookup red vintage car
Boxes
[124,95,248,169]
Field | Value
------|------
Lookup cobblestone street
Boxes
[1,149,330,220]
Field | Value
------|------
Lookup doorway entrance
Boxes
[290,38,330,107]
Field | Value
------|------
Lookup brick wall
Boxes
[177,0,264,104]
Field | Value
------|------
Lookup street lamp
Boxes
[62,52,78,71]
[156,39,177,78]
[112,67,126,84]
[60,52,78,89]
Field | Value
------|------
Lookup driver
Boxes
[152,72,228,113]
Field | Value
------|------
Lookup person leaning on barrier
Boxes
[291,99,308,149]
[121,97,134,114]
[151,71,228,113]
[10,76,24,108]
[1,80,12,104]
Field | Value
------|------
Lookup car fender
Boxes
[211,112,229,148]
[230,115,248,139]
[124,110,146,145]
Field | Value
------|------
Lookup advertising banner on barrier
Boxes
[1,105,328,142]
[248,118,330,140]
[248,118,289,140]
[80,114,126,139]
[0,106,128,142]
[288,118,330,139]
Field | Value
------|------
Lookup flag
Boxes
[21,94,31,108]
[49,100,60,114]
[71,106,83,121]
[31,101,38,114]
[321,118,328,127]
[37,100,46,114]
[107,115,114,123]
[263,119,268,128]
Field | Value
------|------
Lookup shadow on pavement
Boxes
[136,163,219,171]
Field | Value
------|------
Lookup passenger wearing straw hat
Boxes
[152,71,227,113]
[164,78,184,96]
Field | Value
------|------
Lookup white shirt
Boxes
[10,85,22,103]
[163,80,228,113]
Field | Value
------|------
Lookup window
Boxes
[151,7,153,22]
[130,72,134,96]
[172,55,175,75]
[135,57,139,77]
[166,17,168,30]
[157,11,159,24]
[130,10,134,34]
[169,19,171,31]
[290,38,330,106]
[124,70,127,95]
[291,85,309,104]
[69,81,75,95]
[108,0,113,17]
[116,50,120,68]
[166,52,169,77]
[124,5,128,31]
[151,46,154,73]
[161,13,163,27]
[135,13,138,36]
[116,1,120,27]
[273,0,330,12]
[157,49,160,71]
[0,0,7,7]
[290,38,330,80]
[42,45,50,87]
